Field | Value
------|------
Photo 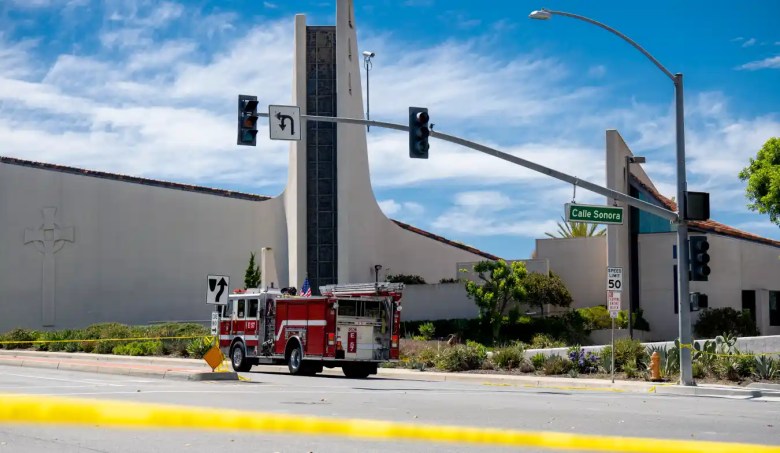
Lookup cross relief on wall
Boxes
[24,207,74,326]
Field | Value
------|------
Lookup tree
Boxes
[523,271,572,316]
[244,252,261,289]
[739,137,780,226]
[545,216,606,238]
[463,260,527,342]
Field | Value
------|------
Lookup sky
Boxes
[1,0,779,259]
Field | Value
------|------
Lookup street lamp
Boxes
[363,50,375,132]
[530,8,694,386]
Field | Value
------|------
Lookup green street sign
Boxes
[565,203,624,225]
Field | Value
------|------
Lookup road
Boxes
[0,364,778,452]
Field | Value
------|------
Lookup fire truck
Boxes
[214,282,403,378]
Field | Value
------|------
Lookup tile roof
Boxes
[630,175,780,249]
[1,155,504,259]
[392,219,502,261]
[0,156,271,202]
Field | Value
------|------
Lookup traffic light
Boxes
[409,107,430,159]
[237,95,259,146]
[690,292,708,311]
[689,236,711,281]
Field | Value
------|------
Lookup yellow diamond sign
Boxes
[203,345,224,371]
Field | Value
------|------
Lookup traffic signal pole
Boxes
[255,111,679,222]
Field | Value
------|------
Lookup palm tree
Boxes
[545,216,606,238]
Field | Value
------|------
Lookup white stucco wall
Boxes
[401,283,478,321]
[535,236,607,309]
[0,162,288,331]
[638,232,780,340]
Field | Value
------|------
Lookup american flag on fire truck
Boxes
[301,277,312,297]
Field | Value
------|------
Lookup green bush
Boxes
[435,344,486,371]
[0,328,41,350]
[112,341,163,356]
[530,334,565,349]
[542,355,572,375]
[418,322,435,341]
[145,323,208,356]
[531,352,546,370]
[578,306,613,330]
[753,355,779,380]
[692,361,706,379]
[694,308,759,338]
[185,337,215,359]
[613,338,648,372]
[387,274,426,285]
[493,342,526,370]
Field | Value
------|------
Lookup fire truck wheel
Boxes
[342,364,371,379]
[230,342,252,372]
[287,342,306,375]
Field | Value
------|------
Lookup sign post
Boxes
[606,267,623,383]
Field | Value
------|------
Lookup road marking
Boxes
[0,372,123,386]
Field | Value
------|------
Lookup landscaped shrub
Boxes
[613,338,648,371]
[493,342,526,370]
[185,337,215,359]
[435,344,486,371]
[387,274,426,284]
[694,307,759,338]
[531,352,546,370]
[753,356,779,380]
[112,341,163,356]
[0,328,41,350]
[578,306,613,330]
[530,334,565,349]
[568,347,600,374]
[418,322,435,341]
[542,355,573,375]
[146,323,209,356]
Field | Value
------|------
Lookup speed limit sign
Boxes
[607,267,623,291]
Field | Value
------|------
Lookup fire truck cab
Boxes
[215,282,403,378]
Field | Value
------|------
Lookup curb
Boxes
[0,351,237,382]
[2,350,775,395]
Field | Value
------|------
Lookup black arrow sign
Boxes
[275,111,295,135]
[215,277,227,302]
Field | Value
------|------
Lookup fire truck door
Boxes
[232,299,246,336]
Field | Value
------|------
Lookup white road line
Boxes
[0,372,124,386]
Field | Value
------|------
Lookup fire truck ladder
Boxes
[319,282,404,297]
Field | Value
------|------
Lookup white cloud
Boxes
[737,55,780,70]
[263,2,278,8]
[587,65,607,78]
[742,38,757,48]
[378,199,425,217]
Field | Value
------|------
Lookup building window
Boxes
[770,291,780,327]
[742,290,757,324]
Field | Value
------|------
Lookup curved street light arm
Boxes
[543,9,676,82]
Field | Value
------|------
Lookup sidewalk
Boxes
[1,349,778,398]
[0,349,237,381]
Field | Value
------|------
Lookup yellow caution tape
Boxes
[678,343,780,359]
[0,335,204,345]
[1,393,779,452]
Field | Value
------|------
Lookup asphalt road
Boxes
[0,364,778,453]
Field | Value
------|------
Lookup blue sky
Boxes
[1,0,778,259]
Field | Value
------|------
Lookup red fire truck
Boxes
[214,282,403,378]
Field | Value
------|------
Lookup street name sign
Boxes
[607,267,623,291]
[206,275,229,304]
[565,203,624,225]
[269,105,301,141]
